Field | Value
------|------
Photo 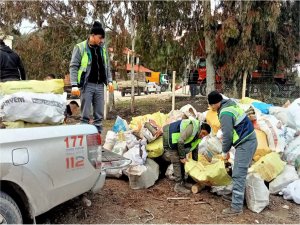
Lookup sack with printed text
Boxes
[141,119,162,142]
[0,92,66,124]
[112,116,128,133]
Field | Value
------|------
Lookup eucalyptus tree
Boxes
[213,1,299,98]
[0,0,116,79]
[203,0,215,94]
[134,1,204,79]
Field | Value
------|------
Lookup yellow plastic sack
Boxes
[197,154,212,166]
[129,112,168,132]
[145,136,164,158]
[24,123,55,128]
[3,121,56,128]
[0,79,64,94]
[239,97,261,104]
[206,109,220,135]
[3,121,25,128]
[249,152,286,182]
[185,158,232,186]
[253,129,272,161]
[186,152,212,166]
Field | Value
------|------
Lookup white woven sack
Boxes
[0,92,66,124]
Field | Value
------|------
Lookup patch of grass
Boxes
[103,119,115,131]
[102,96,208,137]
[107,96,208,123]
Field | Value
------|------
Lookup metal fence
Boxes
[187,80,299,104]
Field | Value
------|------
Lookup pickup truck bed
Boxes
[118,80,146,96]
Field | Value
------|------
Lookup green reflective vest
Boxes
[76,40,107,84]
[170,119,201,152]
[219,105,246,144]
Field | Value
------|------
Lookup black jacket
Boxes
[0,44,26,81]
[187,69,199,85]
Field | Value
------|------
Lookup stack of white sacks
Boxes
[102,105,199,189]
[103,97,300,213]
[207,97,300,213]
[255,98,300,206]
[0,79,66,127]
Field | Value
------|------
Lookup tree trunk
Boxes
[233,79,238,98]
[203,0,215,95]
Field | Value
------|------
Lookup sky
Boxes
[20,19,37,34]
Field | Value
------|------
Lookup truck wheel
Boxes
[0,191,23,224]
[121,91,125,97]
[161,86,166,92]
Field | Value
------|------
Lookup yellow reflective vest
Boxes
[76,40,107,85]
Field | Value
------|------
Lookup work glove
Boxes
[221,152,230,161]
[71,87,80,97]
[180,158,188,164]
[108,82,114,93]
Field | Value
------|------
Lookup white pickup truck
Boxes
[0,124,129,224]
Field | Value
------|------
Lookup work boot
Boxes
[222,194,232,202]
[222,207,243,215]
[174,182,191,194]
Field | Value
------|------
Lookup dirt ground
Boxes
[37,95,300,224]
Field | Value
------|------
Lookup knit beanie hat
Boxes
[208,91,223,104]
[90,21,105,38]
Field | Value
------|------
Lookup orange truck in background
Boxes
[145,72,169,92]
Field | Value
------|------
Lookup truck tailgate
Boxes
[101,149,131,170]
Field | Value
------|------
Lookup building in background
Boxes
[0,31,13,48]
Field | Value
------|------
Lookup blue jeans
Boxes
[80,82,105,133]
[231,132,257,210]
[189,84,197,97]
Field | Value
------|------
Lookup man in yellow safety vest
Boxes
[69,21,113,133]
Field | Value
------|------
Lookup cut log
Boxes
[191,183,205,194]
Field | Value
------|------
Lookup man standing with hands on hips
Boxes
[207,91,257,215]
[69,21,114,133]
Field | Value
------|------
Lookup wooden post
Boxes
[104,85,107,120]
[172,71,176,111]
[242,71,247,98]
